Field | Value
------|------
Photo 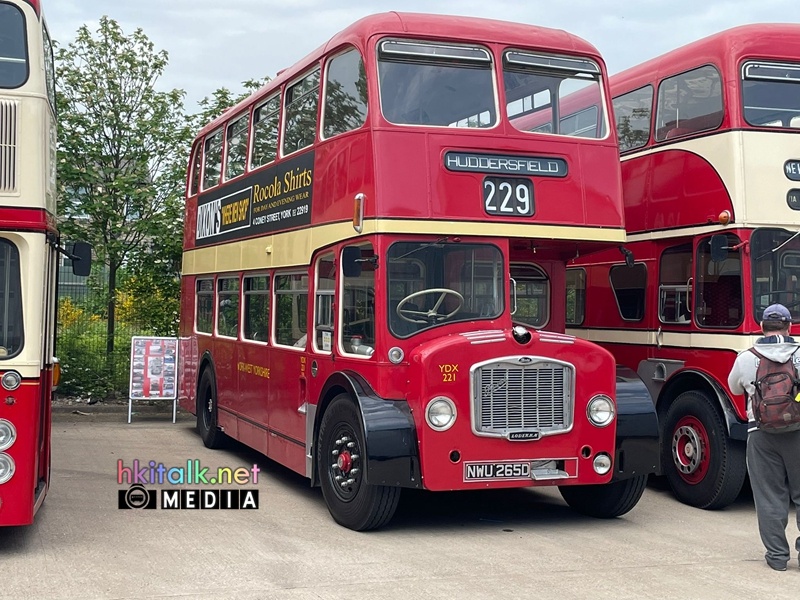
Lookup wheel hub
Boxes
[329,432,361,500]
[337,451,352,473]
[673,424,703,475]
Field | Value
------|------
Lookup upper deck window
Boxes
[283,69,320,156]
[505,51,607,138]
[202,129,223,190]
[377,39,496,128]
[251,95,280,169]
[0,239,23,357]
[654,65,723,141]
[742,61,800,129]
[613,86,653,152]
[323,48,368,138]
[0,3,28,89]
[225,112,249,181]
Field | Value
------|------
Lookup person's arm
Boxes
[728,354,746,396]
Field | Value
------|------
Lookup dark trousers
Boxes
[746,428,800,567]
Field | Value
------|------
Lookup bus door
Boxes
[645,242,694,392]
[268,270,310,469]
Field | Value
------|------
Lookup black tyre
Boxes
[559,474,648,518]
[196,368,226,449]
[662,390,746,509]
[317,395,400,531]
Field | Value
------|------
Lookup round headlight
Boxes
[1,371,21,391]
[426,396,456,431]
[0,419,15,452]
[593,453,612,475]
[0,453,14,484]
[587,394,615,427]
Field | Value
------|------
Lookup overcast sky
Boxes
[44,0,799,112]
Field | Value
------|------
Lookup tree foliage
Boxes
[56,16,192,354]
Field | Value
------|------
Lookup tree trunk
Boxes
[106,261,117,356]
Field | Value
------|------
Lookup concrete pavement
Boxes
[0,409,798,599]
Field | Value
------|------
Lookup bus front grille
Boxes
[0,99,18,194]
[472,358,573,437]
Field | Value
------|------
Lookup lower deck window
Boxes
[0,240,22,357]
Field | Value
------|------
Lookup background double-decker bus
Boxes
[0,0,90,526]
[568,24,800,510]
[178,12,659,530]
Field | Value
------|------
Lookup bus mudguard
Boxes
[613,365,661,481]
[315,371,421,489]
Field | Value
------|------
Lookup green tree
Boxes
[56,16,192,359]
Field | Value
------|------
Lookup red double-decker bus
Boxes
[0,0,90,526]
[178,12,659,530]
[569,24,800,509]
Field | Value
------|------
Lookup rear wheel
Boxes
[662,391,745,509]
[317,395,400,530]
[559,474,648,518]
[196,368,226,449]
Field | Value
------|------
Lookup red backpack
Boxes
[750,348,800,432]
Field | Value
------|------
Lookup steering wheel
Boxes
[761,291,800,311]
[396,288,464,324]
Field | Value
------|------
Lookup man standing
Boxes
[728,303,800,571]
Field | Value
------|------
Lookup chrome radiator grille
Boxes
[0,99,18,193]
[472,358,573,436]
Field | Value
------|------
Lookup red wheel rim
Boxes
[671,415,710,484]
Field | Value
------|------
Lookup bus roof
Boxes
[611,23,800,95]
[195,11,604,139]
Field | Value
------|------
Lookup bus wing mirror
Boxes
[71,242,93,277]
[342,246,362,277]
[710,235,728,262]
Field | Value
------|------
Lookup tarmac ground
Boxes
[1,404,798,600]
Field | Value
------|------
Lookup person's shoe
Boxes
[767,561,787,571]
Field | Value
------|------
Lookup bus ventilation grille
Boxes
[474,362,571,434]
[0,99,18,194]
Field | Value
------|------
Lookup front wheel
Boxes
[317,395,400,531]
[661,391,746,509]
[559,474,648,518]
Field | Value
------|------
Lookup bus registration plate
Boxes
[464,461,531,481]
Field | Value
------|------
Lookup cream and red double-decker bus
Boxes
[178,12,659,530]
[0,0,90,526]
[569,24,800,510]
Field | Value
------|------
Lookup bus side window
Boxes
[341,243,375,355]
[610,263,647,321]
[217,277,240,338]
[195,278,214,334]
[565,268,586,326]
[189,144,202,196]
[243,275,270,342]
[274,273,308,347]
[225,112,249,181]
[251,95,280,169]
[658,244,692,324]
[283,69,320,155]
[202,129,223,190]
[314,252,335,353]
[323,48,368,139]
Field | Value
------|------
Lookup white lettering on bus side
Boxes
[445,153,562,175]
[196,199,221,239]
